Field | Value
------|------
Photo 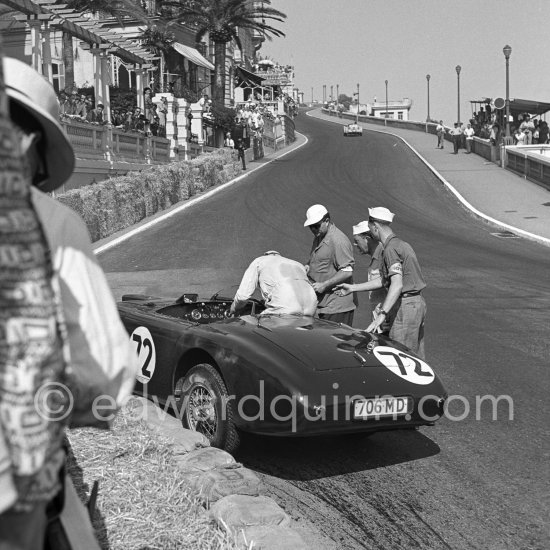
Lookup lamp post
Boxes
[455,65,461,124]
[336,84,339,111]
[385,79,388,125]
[503,45,512,138]
[330,84,333,104]
[426,74,431,122]
[356,82,360,122]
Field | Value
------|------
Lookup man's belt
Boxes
[401,290,421,298]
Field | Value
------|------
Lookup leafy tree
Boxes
[160,0,286,103]
[57,0,148,89]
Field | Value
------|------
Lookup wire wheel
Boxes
[178,363,240,453]
[186,383,217,438]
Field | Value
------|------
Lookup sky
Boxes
[261,0,550,125]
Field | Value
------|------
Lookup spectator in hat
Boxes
[336,207,427,358]
[230,251,317,317]
[0,56,137,548]
[352,221,389,333]
[304,204,356,325]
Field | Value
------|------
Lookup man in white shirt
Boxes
[463,123,475,153]
[230,251,317,316]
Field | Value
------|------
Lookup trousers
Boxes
[388,295,426,359]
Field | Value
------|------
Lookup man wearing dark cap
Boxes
[304,204,356,324]
[0,57,137,548]
[336,207,427,358]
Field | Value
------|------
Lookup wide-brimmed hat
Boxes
[4,57,75,191]
[304,204,328,226]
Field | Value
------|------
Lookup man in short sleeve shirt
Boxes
[335,207,427,357]
[352,221,389,333]
[304,204,356,325]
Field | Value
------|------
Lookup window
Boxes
[52,63,64,93]
[398,111,404,120]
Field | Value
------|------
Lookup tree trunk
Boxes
[213,40,226,104]
[62,31,74,91]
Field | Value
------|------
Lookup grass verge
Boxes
[67,397,241,550]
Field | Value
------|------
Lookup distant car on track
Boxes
[118,289,447,452]
[343,122,363,136]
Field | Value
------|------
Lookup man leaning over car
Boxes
[230,251,317,316]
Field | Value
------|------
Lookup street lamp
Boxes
[503,45,512,138]
[426,74,431,122]
[455,65,461,124]
[356,82,360,122]
[336,84,339,110]
[385,79,388,125]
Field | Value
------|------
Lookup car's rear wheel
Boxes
[177,363,240,453]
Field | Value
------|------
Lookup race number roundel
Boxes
[373,346,434,385]
[130,326,157,384]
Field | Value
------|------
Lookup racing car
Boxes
[118,290,447,452]
[343,122,363,136]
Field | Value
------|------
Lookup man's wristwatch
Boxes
[379,309,387,317]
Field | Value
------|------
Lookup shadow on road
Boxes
[235,429,440,481]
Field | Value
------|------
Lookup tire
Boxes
[178,363,240,453]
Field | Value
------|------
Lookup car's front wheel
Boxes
[177,363,240,453]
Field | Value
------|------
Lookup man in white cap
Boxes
[230,251,317,317]
[304,204,355,324]
[336,207,427,357]
[352,221,389,333]
[0,57,137,548]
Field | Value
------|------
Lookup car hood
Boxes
[245,315,391,371]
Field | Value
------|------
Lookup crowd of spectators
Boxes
[57,87,167,138]
[471,104,549,145]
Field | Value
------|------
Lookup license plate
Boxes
[353,397,412,419]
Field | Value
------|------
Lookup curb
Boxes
[138,397,310,550]
[306,110,550,248]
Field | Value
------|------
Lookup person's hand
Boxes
[229,302,237,316]
[334,283,352,297]
[366,310,386,333]
[311,281,326,294]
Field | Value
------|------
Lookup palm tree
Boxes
[57,0,148,90]
[160,0,286,103]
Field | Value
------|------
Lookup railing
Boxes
[505,145,550,191]
[472,137,500,163]
[61,119,171,164]
[61,120,105,159]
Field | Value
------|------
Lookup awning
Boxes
[172,42,214,71]
[509,98,550,116]
[471,98,550,116]
[235,66,264,87]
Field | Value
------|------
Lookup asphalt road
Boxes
[99,113,550,550]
